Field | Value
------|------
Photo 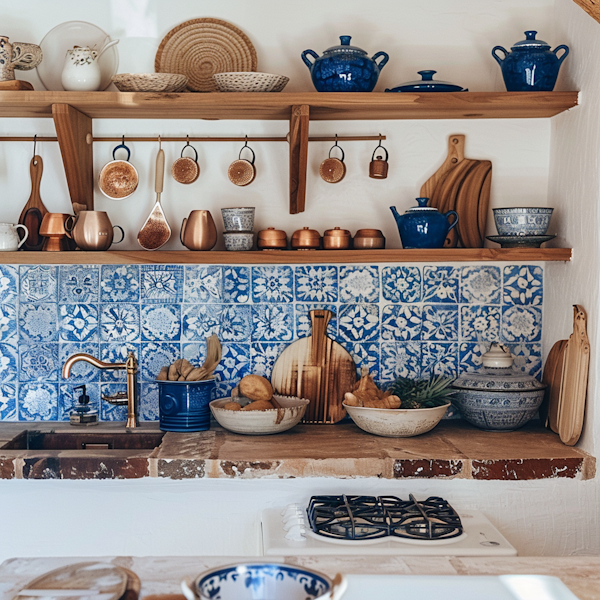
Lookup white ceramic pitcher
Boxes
[0,222,28,251]
[60,38,119,91]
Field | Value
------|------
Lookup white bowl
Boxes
[343,402,450,437]
[210,395,309,435]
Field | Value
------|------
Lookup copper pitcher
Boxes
[181,210,217,251]
[65,211,124,251]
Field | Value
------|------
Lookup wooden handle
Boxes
[310,309,332,366]
[155,148,165,195]
[447,134,465,164]
[29,155,43,195]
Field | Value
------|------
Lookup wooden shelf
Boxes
[0,248,572,265]
[0,90,579,120]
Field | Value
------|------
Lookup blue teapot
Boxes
[492,31,569,92]
[390,198,458,249]
[301,36,389,92]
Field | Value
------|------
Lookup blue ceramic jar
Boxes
[492,31,569,92]
[390,198,458,249]
[301,36,389,92]
[158,379,216,432]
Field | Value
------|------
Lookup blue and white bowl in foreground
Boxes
[493,207,553,236]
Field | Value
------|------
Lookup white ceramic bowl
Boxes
[210,395,309,435]
[223,231,254,251]
[493,207,554,236]
[343,402,450,437]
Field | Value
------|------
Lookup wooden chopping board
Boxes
[271,309,356,423]
[541,338,568,432]
[420,134,465,199]
[557,305,590,446]
[19,155,48,251]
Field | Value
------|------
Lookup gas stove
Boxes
[261,494,517,556]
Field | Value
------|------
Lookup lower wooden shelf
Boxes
[0,248,572,264]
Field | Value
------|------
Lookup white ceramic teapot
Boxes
[0,222,28,251]
[60,38,119,91]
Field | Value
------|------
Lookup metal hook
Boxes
[32,135,37,163]
[334,134,339,148]
[243,135,249,149]
[186,135,190,145]
[376,134,383,149]
[121,135,125,146]
[158,134,161,150]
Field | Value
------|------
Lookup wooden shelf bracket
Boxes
[289,104,310,214]
[52,103,94,211]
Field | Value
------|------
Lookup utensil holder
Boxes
[158,379,216,432]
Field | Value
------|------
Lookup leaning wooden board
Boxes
[271,309,356,423]
[541,338,568,432]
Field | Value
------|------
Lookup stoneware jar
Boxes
[390,198,458,249]
[301,35,389,92]
[452,343,546,431]
[0,36,42,82]
[0,222,28,251]
[492,31,569,92]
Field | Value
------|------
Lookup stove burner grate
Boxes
[307,494,463,541]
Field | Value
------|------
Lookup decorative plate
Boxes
[486,234,556,248]
[155,18,257,92]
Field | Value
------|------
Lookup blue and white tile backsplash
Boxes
[0,263,543,422]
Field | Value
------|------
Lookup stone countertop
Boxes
[1,556,599,600]
[0,420,594,481]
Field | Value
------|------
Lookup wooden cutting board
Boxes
[420,134,465,199]
[558,305,590,446]
[455,160,492,248]
[271,309,356,423]
[541,338,568,431]
[19,155,48,251]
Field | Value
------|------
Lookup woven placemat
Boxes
[155,18,257,92]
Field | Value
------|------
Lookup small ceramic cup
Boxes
[221,207,255,232]
[223,231,254,251]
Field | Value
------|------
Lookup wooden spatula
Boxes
[19,155,48,251]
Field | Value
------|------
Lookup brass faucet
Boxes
[62,352,139,428]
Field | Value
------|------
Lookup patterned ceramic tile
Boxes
[216,343,251,381]
[348,342,380,381]
[507,342,542,378]
[423,266,459,303]
[218,305,251,342]
[339,304,379,342]
[223,266,251,303]
[460,305,501,341]
[141,265,184,304]
[59,343,101,382]
[250,343,286,378]
[19,265,57,303]
[460,266,501,304]
[58,383,100,421]
[502,305,542,342]
[19,343,59,382]
[100,265,140,302]
[339,266,379,303]
[59,303,99,342]
[252,266,294,303]
[19,303,58,342]
[214,380,236,400]
[19,383,58,420]
[182,305,219,341]
[99,343,140,382]
[182,343,207,368]
[380,342,421,382]
[99,383,130,421]
[141,305,181,341]
[184,266,222,303]
[0,384,16,420]
[140,383,159,421]
[0,304,17,342]
[381,304,421,341]
[503,265,543,306]
[252,304,294,341]
[140,342,180,382]
[0,343,17,382]
[421,342,459,376]
[295,304,337,339]
[0,265,17,304]
[59,265,99,303]
[100,304,140,342]
[422,305,459,341]
[382,266,421,303]
[295,266,338,302]
[459,342,490,373]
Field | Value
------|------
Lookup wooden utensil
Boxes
[420,134,465,199]
[19,155,48,251]
[137,147,171,250]
[478,167,493,240]
[271,309,356,423]
[558,305,590,446]
[541,338,567,431]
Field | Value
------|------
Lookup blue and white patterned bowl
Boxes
[193,563,338,600]
[223,232,254,251]
[221,207,255,232]
[493,207,553,236]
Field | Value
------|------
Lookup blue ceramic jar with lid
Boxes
[492,31,569,91]
[301,36,389,92]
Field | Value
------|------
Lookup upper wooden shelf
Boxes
[0,248,572,265]
[0,91,579,120]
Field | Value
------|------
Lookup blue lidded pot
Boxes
[385,70,468,93]
[492,31,569,92]
[158,379,216,432]
[390,198,458,249]
[301,36,389,92]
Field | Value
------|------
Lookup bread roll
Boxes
[239,375,273,402]
[241,400,275,411]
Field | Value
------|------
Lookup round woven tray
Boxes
[155,18,257,92]
[319,158,346,183]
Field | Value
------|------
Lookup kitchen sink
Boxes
[1,430,165,451]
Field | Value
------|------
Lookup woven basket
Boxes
[112,73,188,93]
[213,72,289,92]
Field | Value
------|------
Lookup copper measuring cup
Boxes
[320,137,346,183]
[98,138,139,199]
[228,138,256,186]
[172,137,200,184]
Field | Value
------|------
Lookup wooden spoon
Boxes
[18,155,48,251]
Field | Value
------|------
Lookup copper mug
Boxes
[65,211,124,251]
[369,142,389,179]
[181,210,217,251]
[39,213,70,251]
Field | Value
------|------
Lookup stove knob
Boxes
[285,524,306,542]
[283,514,305,531]
[282,504,302,519]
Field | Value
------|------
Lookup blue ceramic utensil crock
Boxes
[492,31,569,91]
[301,35,389,92]
[390,198,458,249]
[158,379,216,432]
[385,70,467,93]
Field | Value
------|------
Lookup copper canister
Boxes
[291,227,321,250]
[257,227,287,250]
[323,227,351,250]
[353,228,386,249]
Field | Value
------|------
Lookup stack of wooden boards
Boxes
[420,134,492,248]
[541,305,590,446]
